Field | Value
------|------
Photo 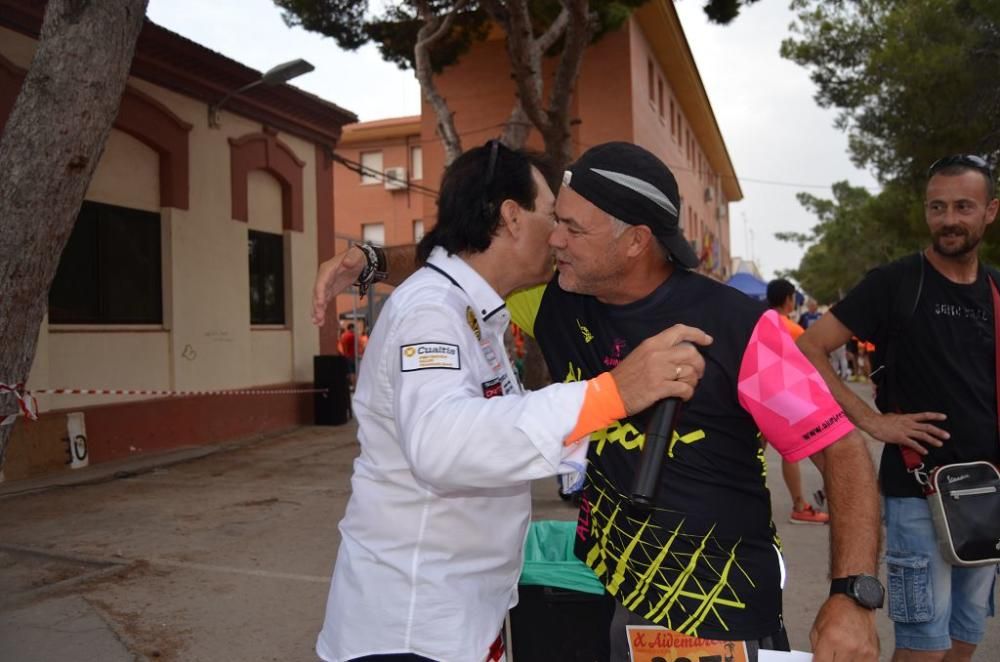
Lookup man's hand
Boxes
[809,595,879,662]
[861,410,948,455]
[611,324,713,415]
[312,246,366,326]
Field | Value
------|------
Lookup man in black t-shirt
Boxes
[507,143,880,661]
[799,155,1000,661]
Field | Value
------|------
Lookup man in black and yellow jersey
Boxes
[313,143,882,662]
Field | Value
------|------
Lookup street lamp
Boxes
[208,58,315,128]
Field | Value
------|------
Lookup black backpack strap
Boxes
[872,252,925,411]
[985,264,1000,289]
[894,252,925,334]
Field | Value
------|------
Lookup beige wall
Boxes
[0,25,34,69]
[86,129,160,212]
[47,332,171,409]
[6,33,324,413]
[136,78,321,392]
[251,330,294,385]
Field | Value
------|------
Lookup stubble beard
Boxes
[931,225,982,258]
[560,265,628,300]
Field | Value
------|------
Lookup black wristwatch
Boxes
[829,574,885,609]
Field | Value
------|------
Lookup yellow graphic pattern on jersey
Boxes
[563,361,708,457]
[582,467,750,636]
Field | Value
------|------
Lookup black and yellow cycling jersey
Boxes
[509,269,784,641]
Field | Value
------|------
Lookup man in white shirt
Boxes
[314,141,711,662]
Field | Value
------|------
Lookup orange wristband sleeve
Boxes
[564,372,627,446]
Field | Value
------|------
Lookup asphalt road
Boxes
[0,389,997,661]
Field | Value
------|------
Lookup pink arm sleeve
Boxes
[738,310,855,462]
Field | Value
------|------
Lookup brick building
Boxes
[331,0,742,321]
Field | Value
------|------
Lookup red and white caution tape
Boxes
[0,383,325,426]
[29,387,327,397]
[0,383,39,427]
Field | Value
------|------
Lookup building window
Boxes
[410,145,423,181]
[362,222,385,246]
[647,58,654,103]
[360,150,383,185]
[657,78,664,117]
[670,99,676,137]
[248,230,285,325]
[413,220,425,242]
[48,200,162,324]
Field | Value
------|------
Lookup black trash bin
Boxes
[508,520,614,662]
[313,355,351,425]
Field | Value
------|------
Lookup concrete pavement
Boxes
[0,397,997,661]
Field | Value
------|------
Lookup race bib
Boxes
[626,626,749,662]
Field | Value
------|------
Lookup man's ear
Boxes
[986,197,999,226]
[499,199,522,238]
[625,223,655,258]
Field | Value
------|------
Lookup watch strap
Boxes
[829,577,851,597]
[830,574,883,609]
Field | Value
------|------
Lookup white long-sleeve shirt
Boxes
[316,248,592,662]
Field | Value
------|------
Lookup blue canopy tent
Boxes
[725,272,768,301]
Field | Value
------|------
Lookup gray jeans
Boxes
[609,600,784,662]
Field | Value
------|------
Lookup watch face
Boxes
[852,575,885,609]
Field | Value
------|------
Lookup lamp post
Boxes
[208,58,314,128]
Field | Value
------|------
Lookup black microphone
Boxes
[631,397,682,508]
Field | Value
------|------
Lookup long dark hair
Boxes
[417,141,552,262]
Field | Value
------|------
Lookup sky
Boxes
[146,0,881,283]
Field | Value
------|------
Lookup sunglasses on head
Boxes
[484,139,501,186]
[481,140,503,219]
[927,154,992,178]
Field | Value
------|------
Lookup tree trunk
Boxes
[486,0,589,173]
[0,0,148,469]
[499,102,531,150]
[540,0,590,173]
[485,1,593,388]
[414,0,467,165]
